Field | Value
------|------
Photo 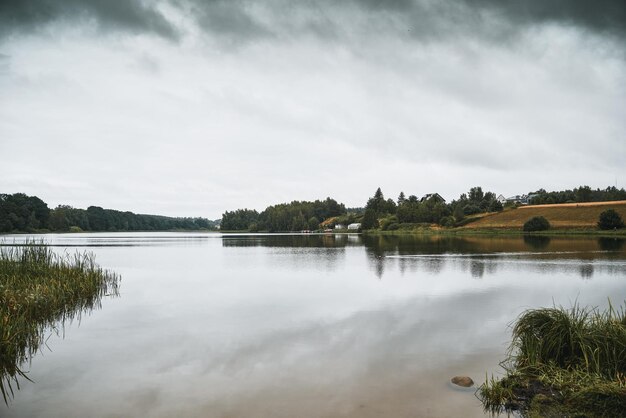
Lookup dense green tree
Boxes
[256,198,345,232]
[489,199,504,212]
[480,192,496,211]
[366,188,386,214]
[364,188,396,217]
[469,187,484,203]
[523,216,551,232]
[598,209,624,230]
[397,192,406,206]
[48,209,70,231]
[291,212,307,231]
[575,185,593,202]
[453,205,465,221]
[361,208,378,230]
[397,202,419,223]
[395,193,450,225]
[87,206,107,231]
[221,209,259,231]
[463,204,481,215]
[0,193,50,232]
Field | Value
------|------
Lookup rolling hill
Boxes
[462,200,626,230]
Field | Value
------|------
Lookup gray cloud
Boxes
[0,0,624,217]
[1,0,623,45]
[0,0,179,39]
[462,0,626,38]
[184,0,626,46]
[193,0,626,48]
[187,0,273,42]
[354,0,625,37]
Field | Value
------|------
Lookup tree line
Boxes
[528,186,626,205]
[6,184,625,234]
[361,186,502,230]
[222,184,626,232]
[0,193,216,233]
[221,198,346,232]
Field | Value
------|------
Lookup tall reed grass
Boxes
[480,303,626,416]
[0,243,120,403]
[511,304,626,378]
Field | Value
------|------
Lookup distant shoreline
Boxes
[0,229,219,235]
[362,228,626,237]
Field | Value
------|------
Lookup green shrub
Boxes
[463,204,481,215]
[489,200,504,212]
[523,216,550,232]
[439,216,455,227]
[379,216,398,231]
[598,209,624,230]
[307,217,320,231]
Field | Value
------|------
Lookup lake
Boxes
[2,232,625,417]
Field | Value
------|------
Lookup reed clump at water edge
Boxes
[479,303,626,417]
[0,243,120,403]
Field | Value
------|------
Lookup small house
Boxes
[420,193,446,204]
[347,223,361,230]
[506,194,530,205]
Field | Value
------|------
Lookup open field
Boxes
[462,201,626,230]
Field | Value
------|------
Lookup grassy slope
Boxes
[462,201,626,230]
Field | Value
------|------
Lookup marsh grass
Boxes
[480,303,626,417]
[0,243,120,404]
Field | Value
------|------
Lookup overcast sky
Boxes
[1,0,624,218]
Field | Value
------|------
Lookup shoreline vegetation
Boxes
[219,185,626,236]
[479,303,626,417]
[0,193,219,234]
[2,185,626,236]
[0,244,120,403]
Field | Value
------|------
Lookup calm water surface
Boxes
[2,232,626,417]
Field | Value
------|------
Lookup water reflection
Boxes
[470,260,486,278]
[598,237,625,252]
[221,234,359,248]
[1,232,625,418]
[222,234,626,280]
[523,235,551,249]
[579,263,594,279]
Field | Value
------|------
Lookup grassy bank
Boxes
[362,227,626,237]
[0,244,120,403]
[463,200,626,231]
[480,304,626,417]
[359,201,626,237]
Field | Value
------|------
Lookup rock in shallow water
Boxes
[451,376,474,387]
